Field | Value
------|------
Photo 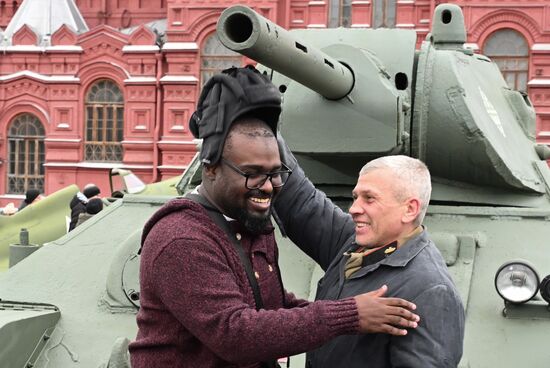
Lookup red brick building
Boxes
[1,0,549,206]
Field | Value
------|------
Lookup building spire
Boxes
[3,0,88,45]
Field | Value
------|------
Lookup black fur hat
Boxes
[189,66,281,165]
[83,185,100,199]
[24,188,40,204]
[86,198,103,215]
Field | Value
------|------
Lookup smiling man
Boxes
[129,67,421,368]
[275,154,465,367]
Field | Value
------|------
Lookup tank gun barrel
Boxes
[216,5,355,100]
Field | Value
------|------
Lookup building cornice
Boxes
[158,165,187,170]
[122,45,160,53]
[1,45,84,53]
[44,162,153,169]
[528,79,550,86]
[124,77,157,84]
[158,140,196,145]
[162,42,199,51]
[0,70,79,83]
[160,75,198,84]
[532,44,550,51]
[121,140,155,144]
[44,138,82,142]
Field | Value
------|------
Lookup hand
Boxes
[354,285,419,335]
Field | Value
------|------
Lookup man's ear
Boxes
[203,164,219,181]
[402,197,421,224]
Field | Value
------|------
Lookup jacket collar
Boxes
[382,228,429,267]
[344,228,430,279]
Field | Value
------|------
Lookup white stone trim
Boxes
[4,45,43,52]
[158,140,196,145]
[0,194,25,200]
[44,138,81,142]
[419,19,430,24]
[308,1,326,5]
[121,140,154,144]
[124,76,157,84]
[396,23,415,28]
[397,0,415,3]
[528,79,550,86]
[0,70,80,82]
[122,45,160,53]
[351,24,370,28]
[532,44,550,51]
[158,165,187,170]
[162,42,199,51]
[108,62,131,79]
[352,1,371,4]
[463,43,479,51]
[44,162,153,169]
[160,75,198,83]
[46,45,83,52]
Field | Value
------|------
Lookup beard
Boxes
[224,189,275,235]
[234,205,274,235]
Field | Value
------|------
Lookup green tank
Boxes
[0,170,179,272]
[0,185,79,270]
[0,3,549,367]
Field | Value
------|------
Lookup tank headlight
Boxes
[495,261,540,304]
[540,275,550,304]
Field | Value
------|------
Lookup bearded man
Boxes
[129,67,419,368]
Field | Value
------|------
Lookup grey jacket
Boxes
[274,143,465,368]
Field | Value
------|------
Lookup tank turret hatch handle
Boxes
[217,5,355,100]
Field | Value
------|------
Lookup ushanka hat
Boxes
[189,65,282,165]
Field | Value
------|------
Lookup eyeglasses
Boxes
[221,158,293,190]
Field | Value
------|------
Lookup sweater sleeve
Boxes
[274,136,356,270]
[153,238,359,364]
[283,290,310,308]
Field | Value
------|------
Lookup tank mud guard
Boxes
[0,300,60,367]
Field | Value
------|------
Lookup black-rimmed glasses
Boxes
[221,158,293,190]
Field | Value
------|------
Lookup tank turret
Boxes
[217,5,547,206]
[214,5,550,367]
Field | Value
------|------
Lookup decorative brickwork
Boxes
[12,24,38,45]
[471,10,539,44]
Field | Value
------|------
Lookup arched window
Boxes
[200,34,242,86]
[484,29,529,92]
[84,80,124,162]
[7,113,45,194]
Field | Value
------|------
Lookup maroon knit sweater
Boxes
[129,199,359,368]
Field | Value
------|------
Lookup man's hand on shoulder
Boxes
[354,285,419,335]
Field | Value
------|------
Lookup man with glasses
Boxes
[130,67,419,368]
